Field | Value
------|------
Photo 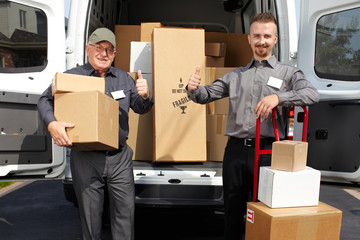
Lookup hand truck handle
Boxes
[253,106,308,202]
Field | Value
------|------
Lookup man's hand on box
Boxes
[187,66,201,93]
[48,121,75,147]
[136,70,150,100]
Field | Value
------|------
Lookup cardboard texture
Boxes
[140,22,163,42]
[206,115,228,162]
[206,56,225,67]
[152,27,206,162]
[205,42,226,57]
[130,42,152,73]
[271,140,308,171]
[205,67,235,115]
[258,166,321,208]
[205,32,252,67]
[52,72,105,96]
[54,91,119,151]
[245,201,342,240]
[114,25,140,72]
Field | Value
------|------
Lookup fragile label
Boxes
[246,209,254,223]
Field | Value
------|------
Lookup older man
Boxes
[187,13,319,239]
[38,28,153,240]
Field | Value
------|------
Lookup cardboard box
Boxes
[258,166,321,208]
[246,201,342,240]
[271,140,308,171]
[114,25,140,72]
[205,67,235,115]
[140,22,163,42]
[205,32,253,67]
[51,72,105,96]
[206,56,225,67]
[130,42,152,73]
[54,91,119,151]
[152,27,206,162]
[206,115,228,161]
[205,42,226,57]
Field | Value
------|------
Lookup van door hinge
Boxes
[66,47,73,54]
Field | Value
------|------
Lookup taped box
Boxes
[52,72,105,96]
[54,91,119,151]
[271,140,308,172]
[258,166,321,208]
[245,201,342,240]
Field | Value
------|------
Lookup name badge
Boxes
[111,90,125,100]
[267,76,283,89]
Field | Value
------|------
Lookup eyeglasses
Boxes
[89,44,115,56]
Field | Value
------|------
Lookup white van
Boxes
[0,0,359,208]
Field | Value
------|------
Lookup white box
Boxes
[258,166,321,208]
[130,42,152,73]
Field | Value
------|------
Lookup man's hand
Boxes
[187,66,201,93]
[136,70,150,100]
[254,94,279,119]
[48,121,75,147]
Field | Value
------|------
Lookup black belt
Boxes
[104,143,127,156]
[230,137,276,148]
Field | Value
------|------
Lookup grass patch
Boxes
[0,181,16,189]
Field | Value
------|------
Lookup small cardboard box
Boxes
[206,114,228,161]
[206,56,225,67]
[130,42,152,73]
[258,166,321,208]
[271,140,308,171]
[51,72,105,96]
[205,67,234,115]
[54,91,119,151]
[205,42,226,57]
[245,201,342,240]
[152,27,206,162]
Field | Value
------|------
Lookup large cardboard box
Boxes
[271,140,308,171]
[205,32,252,67]
[205,67,235,115]
[246,201,342,240]
[206,114,228,161]
[130,42,152,73]
[52,72,105,96]
[114,25,141,72]
[258,166,321,208]
[54,91,119,151]
[152,27,206,162]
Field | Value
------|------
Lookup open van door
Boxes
[0,0,66,179]
[297,0,360,183]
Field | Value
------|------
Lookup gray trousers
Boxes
[70,145,135,240]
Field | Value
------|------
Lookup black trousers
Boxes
[222,137,273,240]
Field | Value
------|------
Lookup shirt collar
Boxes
[248,55,277,69]
[83,63,116,77]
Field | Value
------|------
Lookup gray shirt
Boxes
[187,56,320,139]
[38,63,154,148]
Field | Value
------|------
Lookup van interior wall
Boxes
[89,0,243,34]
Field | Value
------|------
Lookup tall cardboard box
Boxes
[152,27,206,162]
[258,166,321,208]
[52,72,105,96]
[271,140,308,171]
[246,201,342,240]
[140,22,163,42]
[114,25,141,72]
[54,91,119,151]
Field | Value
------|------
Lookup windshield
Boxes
[0,1,47,73]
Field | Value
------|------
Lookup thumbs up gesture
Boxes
[136,70,150,100]
[187,66,201,93]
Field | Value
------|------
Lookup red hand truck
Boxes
[252,106,308,202]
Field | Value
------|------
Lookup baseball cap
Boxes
[88,28,116,48]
